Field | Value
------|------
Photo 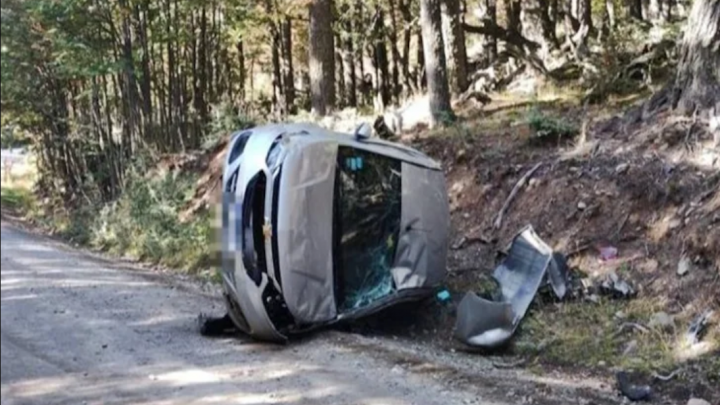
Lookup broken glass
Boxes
[334,147,402,312]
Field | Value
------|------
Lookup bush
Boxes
[201,100,257,151]
[89,167,211,272]
[527,108,578,144]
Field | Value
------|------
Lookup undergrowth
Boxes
[527,108,578,144]
[89,169,212,272]
[7,163,213,274]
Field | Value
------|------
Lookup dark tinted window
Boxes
[333,147,402,312]
[228,131,252,164]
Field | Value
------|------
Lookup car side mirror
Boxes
[353,123,371,141]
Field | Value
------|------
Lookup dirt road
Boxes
[1,221,626,405]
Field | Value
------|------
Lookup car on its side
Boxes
[218,123,449,342]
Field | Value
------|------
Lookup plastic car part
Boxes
[454,226,568,348]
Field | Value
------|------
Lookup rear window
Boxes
[333,147,402,312]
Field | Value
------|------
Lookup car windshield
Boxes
[333,146,402,312]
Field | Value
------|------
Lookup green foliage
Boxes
[89,168,211,272]
[202,101,258,151]
[527,108,577,144]
[0,186,34,214]
[0,125,31,148]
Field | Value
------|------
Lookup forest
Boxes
[2,0,717,204]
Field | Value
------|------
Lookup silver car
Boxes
[215,123,449,342]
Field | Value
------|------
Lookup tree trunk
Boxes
[641,0,650,20]
[198,7,208,128]
[669,0,720,114]
[564,0,580,44]
[521,0,552,60]
[629,0,643,20]
[663,0,673,21]
[578,0,592,31]
[483,0,498,65]
[506,0,522,32]
[606,0,616,27]
[281,17,296,114]
[135,2,153,137]
[335,37,346,107]
[341,4,357,107]
[389,0,403,103]
[416,28,427,91]
[309,0,336,116]
[399,0,415,95]
[441,0,469,93]
[648,0,661,21]
[237,42,246,102]
[420,0,454,126]
[540,0,559,48]
[119,0,139,153]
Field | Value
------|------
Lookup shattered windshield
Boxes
[333,147,402,312]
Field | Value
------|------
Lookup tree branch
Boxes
[463,20,549,76]
[462,20,540,51]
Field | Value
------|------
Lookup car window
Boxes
[333,146,402,312]
[228,131,252,164]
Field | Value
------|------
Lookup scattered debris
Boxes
[648,312,674,331]
[615,163,630,174]
[586,294,600,304]
[493,163,544,230]
[454,226,568,348]
[651,368,683,382]
[436,289,452,303]
[623,339,639,356]
[616,371,652,402]
[492,358,528,369]
[685,309,714,346]
[687,398,711,405]
[677,256,692,277]
[616,322,650,335]
[599,272,637,299]
[198,313,238,337]
[599,246,619,262]
[451,235,492,250]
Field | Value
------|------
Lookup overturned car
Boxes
[210,123,450,342]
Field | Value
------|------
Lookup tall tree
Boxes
[506,0,522,31]
[629,0,643,20]
[371,5,391,111]
[419,0,454,126]
[522,0,553,60]
[578,0,592,32]
[666,0,719,114]
[309,0,336,116]
[441,0,469,93]
[485,0,498,64]
[340,3,357,107]
[280,17,296,114]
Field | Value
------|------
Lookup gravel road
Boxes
[1,221,624,405]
